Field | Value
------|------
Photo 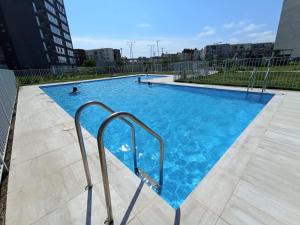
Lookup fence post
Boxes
[223,60,227,82]
[38,69,42,82]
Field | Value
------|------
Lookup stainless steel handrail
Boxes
[261,68,270,93]
[74,101,137,188]
[97,111,164,225]
[247,67,257,93]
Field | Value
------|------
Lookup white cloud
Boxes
[237,21,247,27]
[136,23,151,28]
[72,20,275,58]
[223,20,249,30]
[198,26,216,37]
[228,37,239,43]
[232,30,242,36]
[247,31,276,42]
[224,20,265,36]
[223,22,235,29]
[72,36,208,57]
[242,23,265,33]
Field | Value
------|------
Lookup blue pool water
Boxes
[41,75,273,208]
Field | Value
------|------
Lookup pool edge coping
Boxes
[38,74,281,211]
[9,74,295,225]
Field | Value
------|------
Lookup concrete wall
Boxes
[0,69,16,179]
[274,0,300,57]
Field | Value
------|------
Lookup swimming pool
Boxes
[41,75,273,208]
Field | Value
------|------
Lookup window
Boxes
[47,0,54,4]
[43,42,47,51]
[36,16,40,26]
[47,13,58,25]
[67,50,74,56]
[57,0,64,5]
[69,58,76,64]
[56,3,65,14]
[53,35,63,45]
[56,46,65,54]
[65,41,73,49]
[46,54,51,62]
[39,29,44,39]
[50,24,61,35]
[44,1,55,14]
[63,32,71,41]
[58,56,67,63]
[61,23,69,32]
[32,2,37,13]
[59,13,67,23]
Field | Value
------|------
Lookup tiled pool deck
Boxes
[6,75,300,225]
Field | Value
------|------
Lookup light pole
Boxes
[127,41,135,59]
[156,40,160,56]
[147,44,153,58]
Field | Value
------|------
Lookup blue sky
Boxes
[65,0,283,57]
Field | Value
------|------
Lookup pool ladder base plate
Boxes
[136,167,160,190]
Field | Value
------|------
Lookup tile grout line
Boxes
[217,93,284,219]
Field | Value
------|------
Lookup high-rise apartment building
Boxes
[74,49,86,66]
[0,0,76,69]
[274,0,300,57]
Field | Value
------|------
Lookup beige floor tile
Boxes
[189,166,239,215]
[216,218,230,225]
[232,180,300,225]
[136,196,175,225]
[222,195,283,225]
[180,197,219,225]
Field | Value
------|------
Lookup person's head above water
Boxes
[71,87,78,93]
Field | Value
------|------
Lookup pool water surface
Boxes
[41,75,273,208]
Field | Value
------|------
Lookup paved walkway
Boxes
[6,76,300,225]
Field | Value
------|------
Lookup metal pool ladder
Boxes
[247,67,270,94]
[247,67,257,93]
[261,68,270,93]
[74,101,164,225]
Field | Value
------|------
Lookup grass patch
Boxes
[16,72,143,86]
[15,71,174,87]
[176,71,300,91]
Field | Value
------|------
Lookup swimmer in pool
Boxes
[70,86,79,94]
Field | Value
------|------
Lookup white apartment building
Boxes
[86,48,115,66]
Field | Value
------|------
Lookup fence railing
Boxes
[171,57,300,90]
[0,69,17,180]
[14,64,164,86]
[11,57,300,90]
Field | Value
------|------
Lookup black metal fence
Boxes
[11,57,300,90]
[14,64,163,86]
[172,57,300,90]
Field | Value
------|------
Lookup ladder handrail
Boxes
[247,67,257,93]
[97,112,164,225]
[74,101,137,188]
[261,68,270,93]
[75,103,165,225]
